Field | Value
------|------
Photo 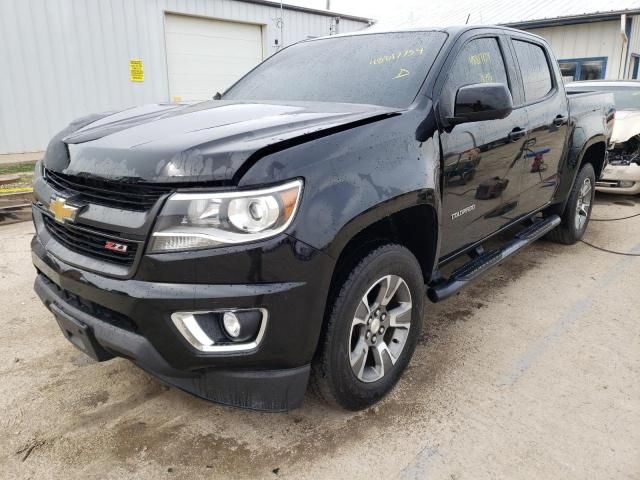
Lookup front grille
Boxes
[43,215,138,266]
[39,274,138,332]
[44,169,171,211]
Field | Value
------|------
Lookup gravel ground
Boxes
[1,193,639,480]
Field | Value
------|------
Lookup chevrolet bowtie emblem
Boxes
[49,196,79,224]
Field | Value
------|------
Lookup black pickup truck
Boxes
[32,26,614,411]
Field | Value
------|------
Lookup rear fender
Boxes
[552,133,607,210]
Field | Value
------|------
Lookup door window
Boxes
[513,40,553,102]
[441,37,509,116]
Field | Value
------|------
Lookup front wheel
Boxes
[311,244,424,410]
[547,162,596,245]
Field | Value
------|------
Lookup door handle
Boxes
[508,127,527,142]
[553,115,568,126]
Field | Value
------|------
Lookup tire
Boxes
[547,162,596,245]
[311,244,424,410]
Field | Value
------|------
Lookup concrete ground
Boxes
[1,194,639,480]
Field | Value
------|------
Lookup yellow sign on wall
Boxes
[129,59,144,82]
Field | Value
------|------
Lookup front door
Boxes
[439,36,529,256]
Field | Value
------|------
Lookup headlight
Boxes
[150,179,303,252]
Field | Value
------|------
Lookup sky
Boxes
[284,0,428,22]
[282,0,476,29]
[281,0,640,28]
[285,0,400,18]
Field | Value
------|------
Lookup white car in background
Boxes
[567,80,640,195]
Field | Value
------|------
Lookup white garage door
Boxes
[165,14,263,102]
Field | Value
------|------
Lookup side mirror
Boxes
[448,83,513,125]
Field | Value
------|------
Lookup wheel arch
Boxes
[327,200,439,283]
[578,139,607,179]
[318,200,436,336]
[312,199,438,361]
[551,134,607,214]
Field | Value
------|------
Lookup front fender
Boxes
[237,108,441,258]
[324,189,439,260]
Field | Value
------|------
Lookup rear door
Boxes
[438,35,530,256]
[508,36,569,214]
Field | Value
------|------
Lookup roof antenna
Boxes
[465,13,471,24]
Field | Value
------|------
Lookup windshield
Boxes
[568,85,640,110]
[224,31,447,109]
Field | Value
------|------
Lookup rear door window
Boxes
[512,40,553,102]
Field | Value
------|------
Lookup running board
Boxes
[427,215,561,303]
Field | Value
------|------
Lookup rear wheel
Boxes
[311,244,424,410]
[547,162,596,245]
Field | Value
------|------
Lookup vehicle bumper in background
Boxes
[31,222,334,411]
[596,163,640,195]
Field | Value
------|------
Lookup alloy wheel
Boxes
[348,275,412,383]
[575,177,592,231]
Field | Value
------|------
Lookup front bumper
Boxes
[596,163,640,195]
[32,216,335,411]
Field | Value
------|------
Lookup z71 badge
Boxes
[104,241,128,254]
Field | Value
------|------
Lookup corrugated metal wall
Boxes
[526,20,627,80]
[628,15,640,64]
[0,0,368,154]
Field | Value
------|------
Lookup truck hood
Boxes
[44,101,398,184]
[611,110,640,144]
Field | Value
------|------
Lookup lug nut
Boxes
[382,313,387,320]
[367,317,372,325]
[371,335,377,343]
[365,331,370,339]
[375,309,380,317]
[379,327,384,334]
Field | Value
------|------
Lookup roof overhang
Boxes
[237,0,373,24]
[504,9,640,29]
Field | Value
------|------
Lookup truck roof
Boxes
[304,24,547,44]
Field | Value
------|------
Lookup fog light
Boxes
[619,180,635,188]
[223,312,241,338]
[222,309,263,342]
[171,308,267,353]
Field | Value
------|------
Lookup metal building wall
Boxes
[630,16,640,53]
[526,20,625,80]
[627,15,640,75]
[0,0,368,154]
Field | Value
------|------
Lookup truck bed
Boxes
[567,90,615,118]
